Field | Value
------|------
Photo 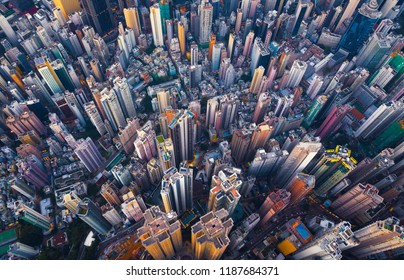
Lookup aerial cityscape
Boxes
[0,0,403,261]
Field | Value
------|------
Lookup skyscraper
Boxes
[134,124,157,162]
[137,206,183,260]
[74,137,105,173]
[192,209,233,260]
[159,0,170,35]
[250,66,265,94]
[15,202,51,231]
[291,0,314,36]
[150,4,164,47]
[77,198,112,235]
[8,242,39,259]
[334,0,360,34]
[353,101,404,140]
[178,21,186,55]
[118,118,140,154]
[79,0,115,36]
[0,15,19,47]
[53,0,80,19]
[310,146,357,197]
[303,95,328,128]
[293,222,356,260]
[346,217,404,258]
[284,173,315,205]
[338,0,382,54]
[161,166,193,214]
[285,60,307,88]
[331,183,383,223]
[315,104,352,140]
[275,140,322,187]
[156,135,176,171]
[168,110,195,164]
[199,0,213,44]
[208,170,242,217]
[84,101,107,136]
[124,8,142,43]
[100,181,122,206]
[121,192,146,222]
[253,93,271,124]
[35,57,64,95]
[259,189,291,225]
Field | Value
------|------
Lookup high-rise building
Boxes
[79,0,115,36]
[8,174,36,200]
[0,15,19,47]
[84,101,107,136]
[62,192,82,214]
[35,57,64,95]
[199,0,213,44]
[156,135,176,171]
[8,242,39,259]
[250,66,265,94]
[338,0,382,54]
[121,192,146,222]
[101,204,122,226]
[53,0,80,19]
[354,101,404,140]
[124,7,142,41]
[101,89,127,131]
[253,93,271,124]
[118,118,140,154]
[310,146,357,197]
[134,127,157,162]
[356,33,392,72]
[250,38,270,75]
[347,149,395,187]
[334,0,361,33]
[150,4,164,47]
[347,217,404,258]
[178,21,186,55]
[192,209,233,260]
[291,0,314,36]
[115,78,137,119]
[77,198,112,235]
[15,202,51,231]
[74,137,104,173]
[284,173,315,205]
[315,104,352,140]
[100,181,122,206]
[331,183,383,223]
[231,128,252,164]
[161,166,193,214]
[208,170,242,217]
[285,60,307,89]
[368,65,397,88]
[248,148,289,178]
[259,189,291,225]
[137,206,182,260]
[293,222,356,259]
[190,43,199,66]
[275,140,322,187]
[159,0,170,35]
[229,213,260,250]
[147,158,164,184]
[303,95,328,128]
[168,110,195,164]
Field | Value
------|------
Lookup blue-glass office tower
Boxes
[338,0,381,55]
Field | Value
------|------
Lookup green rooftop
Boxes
[0,245,10,256]
[0,228,17,247]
